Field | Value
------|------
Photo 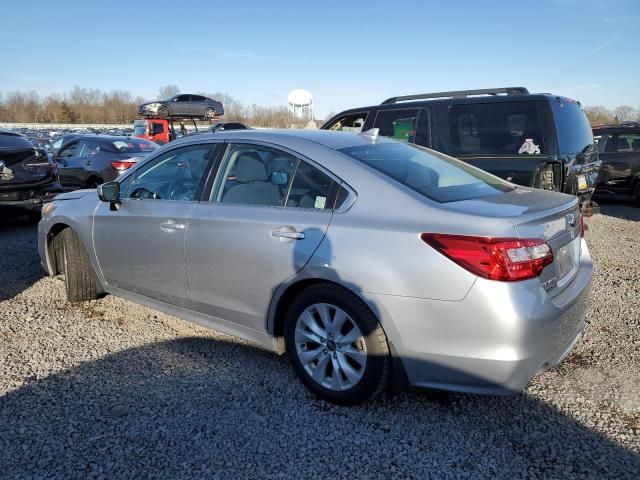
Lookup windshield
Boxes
[110,140,157,154]
[339,142,514,203]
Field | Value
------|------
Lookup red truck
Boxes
[133,118,172,144]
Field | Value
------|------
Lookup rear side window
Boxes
[212,143,341,210]
[449,101,545,156]
[0,132,33,149]
[373,109,420,143]
[339,142,514,203]
[594,132,640,153]
[552,99,593,154]
[325,113,368,133]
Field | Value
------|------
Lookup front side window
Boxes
[449,101,545,156]
[552,99,593,155]
[58,142,79,158]
[212,143,340,210]
[77,140,101,157]
[325,113,368,133]
[373,109,420,143]
[339,141,514,203]
[126,144,213,201]
[597,132,640,153]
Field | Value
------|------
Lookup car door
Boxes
[54,140,83,189]
[170,94,191,116]
[93,143,216,306]
[185,141,341,332]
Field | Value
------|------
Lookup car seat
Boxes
[222,154,281,205]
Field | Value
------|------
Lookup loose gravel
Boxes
[0,202,639,479]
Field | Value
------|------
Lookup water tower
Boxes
[287,89,314,121]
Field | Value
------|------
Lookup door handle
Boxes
[161,220,186,231]
[270,226,305,241]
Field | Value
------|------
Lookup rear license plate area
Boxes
[556,237,580,281]
[577,174,588,190]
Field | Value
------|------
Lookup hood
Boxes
[54,189,94,201]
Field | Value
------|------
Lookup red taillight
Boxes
[111,160,136,171]
[421,234,554,282]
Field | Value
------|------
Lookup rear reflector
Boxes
[421,234,553,282]
[111,160,136,171]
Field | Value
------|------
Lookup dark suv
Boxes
[592,121,640,205]
[0,129,63,218]
[322,87,601,213]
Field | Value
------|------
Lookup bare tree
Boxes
[613,105,636,122]
[584,106,615,126]
[158,85,180,99]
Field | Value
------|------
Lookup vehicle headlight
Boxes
[42,201,56,216]
[144,103,161,111]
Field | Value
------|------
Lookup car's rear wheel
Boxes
[204,107,216,119]
[59,228,98,303]
[633,183,640,207]
[158,105,169,117]
[284,283,389,405]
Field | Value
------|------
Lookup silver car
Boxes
[37,129,592,405]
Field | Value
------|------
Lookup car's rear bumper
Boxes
[0,182,63,212]
[367,239,593,395]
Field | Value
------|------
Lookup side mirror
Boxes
[97,181,120,204]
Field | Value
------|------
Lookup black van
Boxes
[322,87,601,213]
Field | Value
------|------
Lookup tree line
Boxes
[0,85,310,128]
[0,85,638,127]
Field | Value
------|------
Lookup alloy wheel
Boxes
[294,303,367,391]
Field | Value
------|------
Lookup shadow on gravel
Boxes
[1,337,638,479]
[595,198,640,221]
[0,216,43,302]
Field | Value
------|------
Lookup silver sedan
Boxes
[37,129,592,404]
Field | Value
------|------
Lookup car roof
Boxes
[172,128,395,150]
[65,135,149,142]
[328,92,561,117]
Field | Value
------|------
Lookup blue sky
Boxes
[2,0,639,117]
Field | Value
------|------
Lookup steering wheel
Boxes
[168,177,197,200]
[130,187,159,199]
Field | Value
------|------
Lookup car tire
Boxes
[204,107,216,119]
[158,105,169,117]
[633,183,640,207]
[59,228,98,303]
[284,283,390,405]
[88,177,102,189]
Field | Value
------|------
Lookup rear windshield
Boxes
[133,126,146,136]
[0,132,33,149]
[109,140,157,153]
[339,142,514,203]
[448,101,545,156]
[552,99,594,154]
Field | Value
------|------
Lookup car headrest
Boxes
[236,154,268,182]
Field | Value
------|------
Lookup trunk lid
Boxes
[444,187,581,292]
[0,147,55,186]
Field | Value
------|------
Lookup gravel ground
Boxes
[0,202,639,479]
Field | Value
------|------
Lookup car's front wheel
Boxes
[284,283,389,405]
[158,105,169,117]
[59,228,98,303]
[204,107,216,119]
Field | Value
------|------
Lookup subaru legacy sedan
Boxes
[37,129,592,404]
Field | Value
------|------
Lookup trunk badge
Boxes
[567,213,576,228]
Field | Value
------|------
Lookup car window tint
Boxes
[373,109,420,142]
[449,101,545,156]
[326,113,368,133]
[287,160,337,210]
[601,133,640,153]
[551,99,593,154]
[339,141,514,203]
[0,132,33,149]
[58,142,79,158]
[126,144,212,201]
[78,141,101,157]
[213,144,296,207]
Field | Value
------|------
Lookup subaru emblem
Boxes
[567,213,576,228]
